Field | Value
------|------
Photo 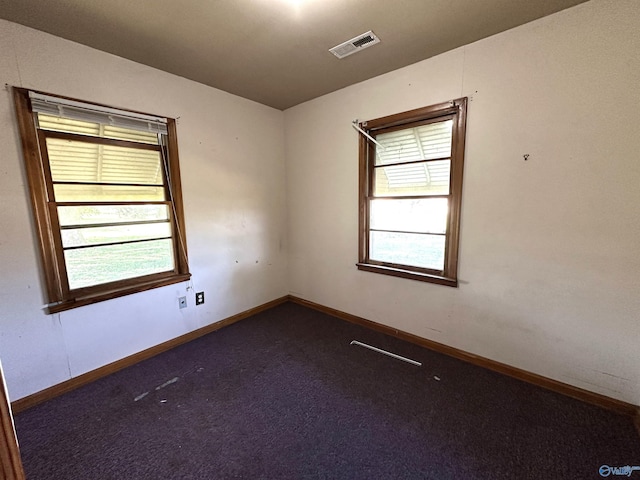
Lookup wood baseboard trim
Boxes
[11,296,289,414]
[288,295,638,417]
[12,294,638,423]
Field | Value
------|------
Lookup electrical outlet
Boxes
[195,291,205,305]
[178,296,187,309]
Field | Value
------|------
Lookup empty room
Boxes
[0,0,639,478]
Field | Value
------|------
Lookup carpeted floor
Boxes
[14,302,640,479]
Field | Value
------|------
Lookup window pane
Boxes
[58,205,170,227]
[104,125,160,144]
[38,114,159,144]
[65,239,175,289]
[370,231,445,271]
[46,138,163,184]
[375,120,452,165]
[374,159,450,196]
[61,222,172,248]
[370,198,448,234]
[54,184,165,202]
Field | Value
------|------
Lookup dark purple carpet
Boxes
[14,302,640,479]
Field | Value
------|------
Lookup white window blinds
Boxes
[29,91,168,135]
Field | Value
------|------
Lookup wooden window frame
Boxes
[13,88,191,313]
[357,98,467,287]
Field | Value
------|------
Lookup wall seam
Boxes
[56,314,73,379]
[8,23,23,88]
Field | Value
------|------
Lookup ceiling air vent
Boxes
[329,31,380,59]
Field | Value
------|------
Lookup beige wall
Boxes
[0,19,288,400]
[284,0,640,404]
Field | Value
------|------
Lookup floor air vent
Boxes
[329,31,380,59]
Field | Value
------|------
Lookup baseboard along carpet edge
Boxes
[10,296,289,414]
[287,295,639,418]
[12,294,639,423]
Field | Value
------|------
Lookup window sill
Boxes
[45,273,192,314]
[356,263,457,287]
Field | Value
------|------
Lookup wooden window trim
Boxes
[357,98,467,286]
[41,129,164,150]
[13,88,191,313]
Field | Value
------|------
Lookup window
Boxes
[357,98,467,286]
[13,88,190,313]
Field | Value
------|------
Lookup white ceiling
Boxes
[0,0,589,110]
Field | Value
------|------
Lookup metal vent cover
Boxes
[329,31,380,59]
